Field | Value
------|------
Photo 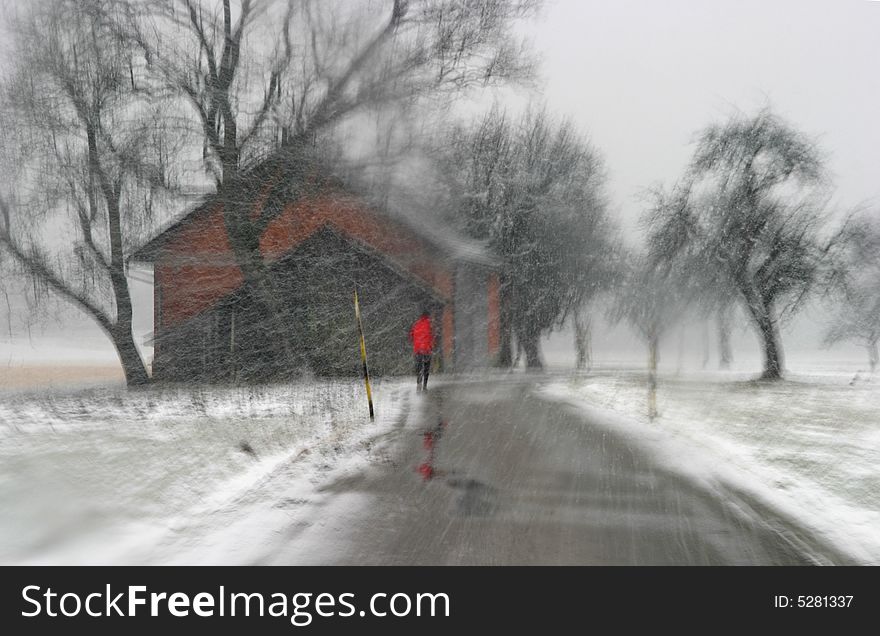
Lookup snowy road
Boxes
[270,377,849,565]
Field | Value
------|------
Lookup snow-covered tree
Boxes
[609,252,687,418]
[0,0,177,386]
[442,107,617,368]
[823,211,880,372]
[573,311,592,371]
[122,0,540,362]
[647,110,830,380]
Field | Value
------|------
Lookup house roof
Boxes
[131,166,497,267]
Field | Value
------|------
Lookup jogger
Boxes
[409,310,435,391]
[415,353,432,391]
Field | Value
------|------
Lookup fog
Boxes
[534,0,880,233]
[4,0,878,370]
[1,0,879,571]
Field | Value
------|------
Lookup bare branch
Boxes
[0,196,113,333]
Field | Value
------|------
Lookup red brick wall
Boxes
[156,194,457,329]
[262,194,454,298]
[155,206,243,328]
[442,304,454,364]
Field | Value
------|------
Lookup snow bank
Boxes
[541,369,880,565]
[0,379,407,565]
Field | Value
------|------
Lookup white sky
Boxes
[4,0,880,364]
[531,0,880,234]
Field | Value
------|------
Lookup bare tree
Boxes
[573,312,592,371]
[0,255,57,342]
[0,253,20,341]
[123,0,540,366]
[647,110,830,380]
[441,106,615,369]
[125,0,291,185]
[0,256,19,341]
[609,253,686,419]
[717,308,733,369]
[823,211,880,372]
[0,0,175,386]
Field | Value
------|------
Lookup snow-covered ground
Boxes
[0,379,408,565]
[4,347,878,565]
[542,362,880,565]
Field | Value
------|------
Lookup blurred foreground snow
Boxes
[0,379,406,564]
[543,365,880,565]
[4,361,877,565]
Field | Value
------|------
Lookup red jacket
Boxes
[409,316,434,354]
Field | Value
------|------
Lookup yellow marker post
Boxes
[354,289,374,420]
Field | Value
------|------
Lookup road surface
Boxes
[269,377,847,565]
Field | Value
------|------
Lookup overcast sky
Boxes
[530,0,880,234]
[6,0,880,363]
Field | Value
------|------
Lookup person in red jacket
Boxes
[409,310,435,391]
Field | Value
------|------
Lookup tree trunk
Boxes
[106,233,148,386]
[498,322,513,368]
[108,268,150,386]
[111,323,150,386]
[108,283,149,386]
[219,181,300,376]
[574,313,591,371]
[520,328,543,370]
[2,287,12,339]
[749,299,784,380]
[648,332,658,419]
[718,311,732,369]
[104,176,149,387]
[868,339,878,374]
[675,324,685,375]
[497,279,513,368]
[702,320,710,369]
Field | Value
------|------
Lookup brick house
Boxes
[131,176,502,382]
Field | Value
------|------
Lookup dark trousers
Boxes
[415,353,432,389]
